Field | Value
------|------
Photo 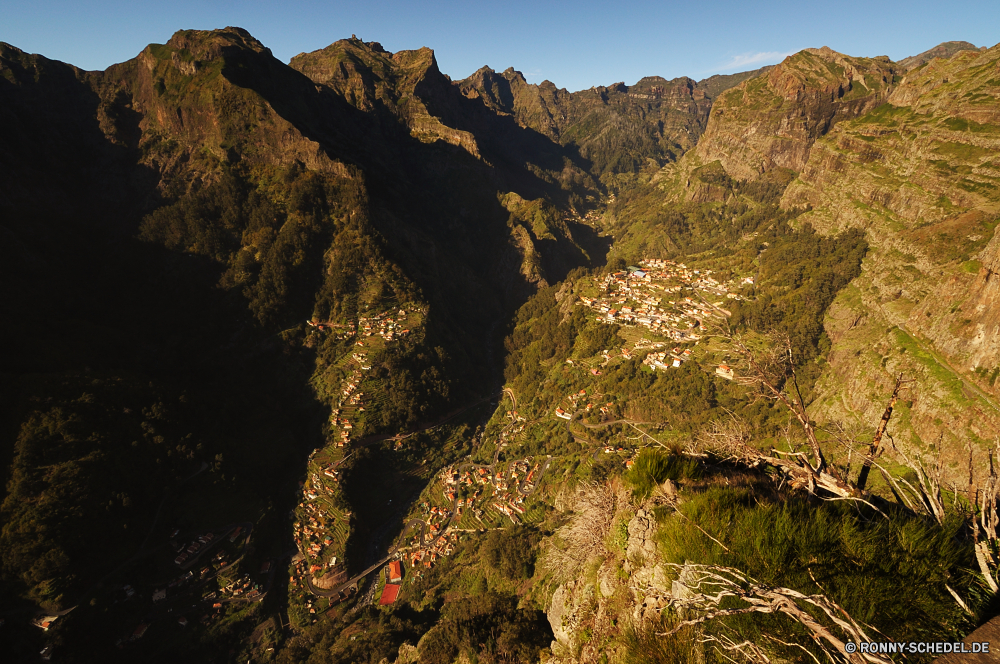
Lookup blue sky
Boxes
[2,0,998,91]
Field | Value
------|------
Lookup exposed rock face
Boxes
[898,40,982,71]
[692,47,899,180]
[624,507,658,565]
[545,505,678,664]
[780,44,1000,466]
[458,67,719,173]
[291,38,482,158]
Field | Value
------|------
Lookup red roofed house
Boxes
[388,560,403,583]
[379,583,401,605]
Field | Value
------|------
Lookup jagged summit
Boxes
[681,46,899,180]
[898,39,982,70]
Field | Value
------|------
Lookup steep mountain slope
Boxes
[576,42,1000,474]
[782,44,1000,463]
[0,27,608,661]
[6,26,1000,664]
[686,46,900,181]
[898,40,983,71]
[458,68,721,176]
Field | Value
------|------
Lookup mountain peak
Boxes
[897,40,981,70]
[163,26,271,60]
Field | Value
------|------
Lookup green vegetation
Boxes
[417,592,550,664]
[481,525,543,580]
[730,222,868,381]
[5,23,1000,664]
[655,483,979,646]
[623,449,702,500]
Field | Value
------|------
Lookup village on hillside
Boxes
[285,306,423,624]
[574,257,753,381]
[578,258,751,339]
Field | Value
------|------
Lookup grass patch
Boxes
[623,449,702,500]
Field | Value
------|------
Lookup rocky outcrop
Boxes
[780,43,1000,469]
[545,502,679,663]
[897,40,982,71]
[690,47,899,181]
[290,39,482,159]
[458,68,716,173]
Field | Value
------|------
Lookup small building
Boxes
[379,583,401,605]
[388,560,403,583]
[716,365,735,380]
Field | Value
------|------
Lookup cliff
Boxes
[458,67,716,174]
[690,46,900,181]
[780,43,1000,464]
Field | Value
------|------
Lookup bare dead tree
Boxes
[856,374,906,491]
[694,410,757,464]
[699,336,862,500]
[733,334,826,473]
[699,629,773,664]
[969,442,1000,593]
[885,433,948,525]
[543,480,632,577]
[656,563,891,664]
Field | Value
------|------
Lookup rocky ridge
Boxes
[458,67,718,175]
[686,46,900,182]
[781,44,1000,465]
[542,486,704,664]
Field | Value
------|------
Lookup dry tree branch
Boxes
[856,373,906,491]
[733,334,826,473]
[657,564,891,664]
[701,631,772,664]
[763,635,824,664]
[542,480,632,577]
[946,583,975,616]
[887,434,947,525]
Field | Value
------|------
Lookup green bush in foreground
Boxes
[655,484,980,646]
[624,449,703,500]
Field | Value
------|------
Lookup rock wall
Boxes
[780,44,1000,469]
[544,501,686,664]
[691,47,899,181]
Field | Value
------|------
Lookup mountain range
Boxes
[1,27,998,663]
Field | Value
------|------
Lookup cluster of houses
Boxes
[305,308,415,343]
[577,258,750,340]
[293,490,344,567]
[642,347,694,371]
[555,388,590,420]
[358,309,411,342]
[398,456,544,572]
[404,530,460,570]
[325,354,369,451]
[452,460,540,523]
[306,319,355,339]
[172,531,217,567]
